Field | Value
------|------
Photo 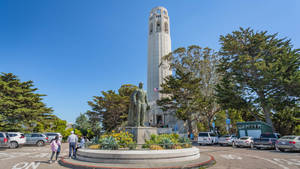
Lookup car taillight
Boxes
[20,135,25,139]
[4,138,7,143]
[245,141,249,143]
[226,138,230,140]
[46,137,48,140]
[289,141,296,144]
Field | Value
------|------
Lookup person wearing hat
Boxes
[67,130,78,158]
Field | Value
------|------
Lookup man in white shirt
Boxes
[67,131,78,158]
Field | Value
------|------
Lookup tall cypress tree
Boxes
[217,28,300,131]
[0,73,53,132]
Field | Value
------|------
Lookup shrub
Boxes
[99,136,119,150]
[149,145,163,150]
[128,141,137,150]
[172,145,183,149]
[88,144,100,149]
[144,133,190,149]
[100,130,134,148]
[178,137,192,148]
[159,137,173,149]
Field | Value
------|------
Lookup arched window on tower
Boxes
[156,9,161,14]
[156,21,161,32]
[164,22,168,33]
[149,23,153,34]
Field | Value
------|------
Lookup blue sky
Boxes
[0,0,299,123]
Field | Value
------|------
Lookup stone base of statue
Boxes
[125,127,158,145]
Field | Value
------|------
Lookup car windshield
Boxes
[198,133,209,137]
[280,136,296,140]
[210,133,216,137]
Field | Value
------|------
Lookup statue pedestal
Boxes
[125,127,157,145]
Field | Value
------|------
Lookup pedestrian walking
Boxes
[67,131,78,159]
[79,136,85,149]
[49,136,61,163]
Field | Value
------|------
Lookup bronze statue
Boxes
[128,82,149,127]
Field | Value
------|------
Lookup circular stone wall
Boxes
[76,147,200,164]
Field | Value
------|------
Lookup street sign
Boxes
[226,119,231,125]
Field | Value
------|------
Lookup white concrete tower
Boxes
[147,6,172,103]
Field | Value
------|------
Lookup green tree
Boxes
[273,107,300,135]
[75,113,91,136]
[50,116,67,134]
[217,28,300,131]
[158,46,220,134]
[0,73,53,132]
[86,84,137,132]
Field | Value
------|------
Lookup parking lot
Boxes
[0,143,299,169]
[0,143,69,169]
[199,145,300,169]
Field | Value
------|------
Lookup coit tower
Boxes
[147,6,172,104]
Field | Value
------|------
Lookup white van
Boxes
[198,132,218,145]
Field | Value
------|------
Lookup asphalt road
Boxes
[199,145,300,169]
[0,143,299,169]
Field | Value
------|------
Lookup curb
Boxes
[59,154,215,169]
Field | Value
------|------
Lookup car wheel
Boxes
[256,147,261,150]
[10,142,18,149]
[220,144,223,146]
[36,140,45,147]
[199,143,202,146]
[279,148,285,152]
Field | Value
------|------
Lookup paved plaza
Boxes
[0,143,299,169]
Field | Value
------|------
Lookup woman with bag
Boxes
[49,136,61,163]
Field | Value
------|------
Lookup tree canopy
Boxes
[216,27,300,131]
[158,46,221,134]
[86,84,137,132]
[0,73,55,132]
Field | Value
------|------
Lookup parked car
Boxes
[25,133,48,146]
[198,132,218,145]
[218,135,237,146]
[253,133,280,150]
[233,136,254,148]
[45,133,62,142]
[275,135,300,152]
[0,132,10,148]
[7,132,26,148]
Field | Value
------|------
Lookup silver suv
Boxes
[25,133,48,146]
[198,132,218,145]
[0,132,10,148]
